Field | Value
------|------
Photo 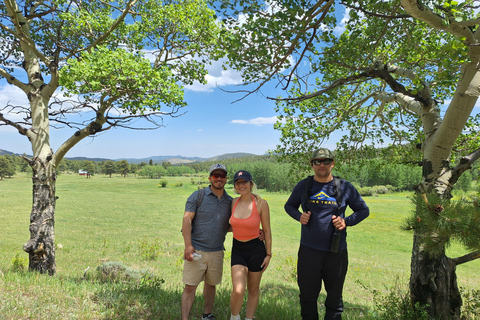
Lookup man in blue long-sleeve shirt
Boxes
[285,148,369,320]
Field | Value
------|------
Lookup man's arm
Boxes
[344,182,370,226]
[285,181,307,223]
[182,211,196,261]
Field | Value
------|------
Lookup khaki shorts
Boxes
[182,250,224,286]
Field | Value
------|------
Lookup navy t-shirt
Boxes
[285,177,369,252]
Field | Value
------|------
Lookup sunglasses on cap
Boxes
[211,173,227,179]
[311,159,333,166]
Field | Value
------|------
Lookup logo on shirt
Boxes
[309,191,337,205]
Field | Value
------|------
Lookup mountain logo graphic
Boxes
[311,191,336,202]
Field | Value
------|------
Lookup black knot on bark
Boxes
[89,122,102,135]
[32,72,44,81]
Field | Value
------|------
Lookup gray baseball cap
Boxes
[209,163,227,175]
[310,148,334,161]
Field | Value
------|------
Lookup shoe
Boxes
[202,314,216,320]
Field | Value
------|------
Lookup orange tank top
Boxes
[230,195,261,241]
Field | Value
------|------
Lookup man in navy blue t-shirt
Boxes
[285,148,369,320]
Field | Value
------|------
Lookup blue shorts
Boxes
[231,238,266,272]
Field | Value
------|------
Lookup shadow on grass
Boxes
[93,280,373,320]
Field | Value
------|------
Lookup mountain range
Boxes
[0,149,258,165]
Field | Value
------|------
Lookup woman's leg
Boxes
[245,271,263,319]
[231,264,248,316]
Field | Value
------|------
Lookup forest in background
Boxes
[0,152,476,196]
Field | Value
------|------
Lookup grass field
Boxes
[0,173,479,319]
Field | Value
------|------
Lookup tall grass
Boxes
[0,173,479,319]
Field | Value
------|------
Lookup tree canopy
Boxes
[215,0,480,318]
[0,0,231,275]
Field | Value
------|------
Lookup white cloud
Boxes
[0,85,29,126]
[186,59,244,92]
[231,116,278,126]
[333,8,350,35]
[0,85,27,107]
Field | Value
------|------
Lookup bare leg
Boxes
[230,265,248,316]
[203,283,216,315]
[245,271,263,319]
[182,284,198,320]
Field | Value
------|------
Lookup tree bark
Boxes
[23,158,57,275]
[410,234,462,319]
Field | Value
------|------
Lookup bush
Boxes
[138,238,161,261]
[96,261,144,282]
[373,185,389,194]
[461,288,480,319]
[456,171,473,192]
[358,280,430,320]
[10,253,28,272]
[159,179,168,187]
[358,187,374,196]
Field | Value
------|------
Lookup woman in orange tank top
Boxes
[229,170,272,320]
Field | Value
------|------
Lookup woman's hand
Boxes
[261,255,271,272]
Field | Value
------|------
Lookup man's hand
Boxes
[184,245,195,261]
[300,211,311,225]
[332,215,346,230]
[259,229,265,241]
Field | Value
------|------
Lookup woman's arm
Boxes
[259,198,272,271]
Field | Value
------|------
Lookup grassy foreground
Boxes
[0,173,479,319]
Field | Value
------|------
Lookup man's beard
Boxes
[211,182,225,190]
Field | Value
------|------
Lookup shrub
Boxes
[138,238,161,261]
[461,288,480,319]
[11,253,28,272]
[96,261,144,282]
[357,280,430,320]
[358,187,374,196]
[373,185,389,194]
[159,179,168,187]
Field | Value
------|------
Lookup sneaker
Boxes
[202,314,216,320]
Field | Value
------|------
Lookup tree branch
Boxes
[0,112,31,137]
[88,0,139,52]
[342,1,410,19]
[449,147,480,186]
[273,63,429,105]
[452,251,480,266]
[400,0,474,41]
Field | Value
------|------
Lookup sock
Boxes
[230,314,240,320]
[245,318,253,320]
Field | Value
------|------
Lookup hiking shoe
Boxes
[202,314,216,320]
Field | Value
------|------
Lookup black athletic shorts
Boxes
[231,237,266,272]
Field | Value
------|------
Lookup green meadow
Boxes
[1,173,479,319]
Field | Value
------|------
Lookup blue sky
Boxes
[0,64,314,160]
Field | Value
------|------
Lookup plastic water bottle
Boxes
[192,252,202,260]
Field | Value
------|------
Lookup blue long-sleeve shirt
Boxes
[285,177,369,252]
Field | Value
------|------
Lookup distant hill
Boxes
[0,148,258,164]
[0,149,19,156]
[115,152,257,165]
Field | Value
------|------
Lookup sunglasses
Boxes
[312,159,333,166]
[211,173,227,179]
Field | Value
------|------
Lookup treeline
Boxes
[1,154,476,195]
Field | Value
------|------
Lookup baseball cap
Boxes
[233,170,253,183]
[209,163,227,175]
[310,148,334,161]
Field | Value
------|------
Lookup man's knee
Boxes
[184,284,198,295]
